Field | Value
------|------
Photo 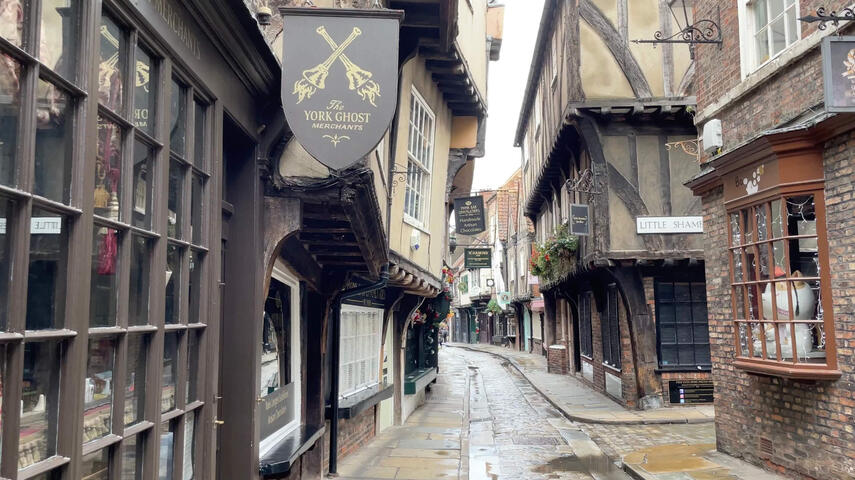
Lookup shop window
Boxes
[183,411,197,479]
[193,99,207,169]
[80,447,109,480]
[26,210,69,330]
[188,251,203,325]
[601,286,621,369]
[0,54,21,187]
[170,79,187,156]
[125,334,148,427]
[98,13,127,114]
[159,420,176,479]
[186,329,201,403]
[404,88,434,226]
[33,79,73,204]
[728,193,837,377]
[19,340,62,468]
[0,197,13,330]
[655,282,710,368]
[259,266,301,454]
[84,337,116,443]
[340,305,383,398]
[90,225,120,327]
[129,235,151,326]
[168,161,183,239]
[39,0,80,80]
[122,432,145,479]
[579,293,593,359]
[165,244,182,324]
[162,332,179,413]
[134,46,156,135]
[132,140,154,230]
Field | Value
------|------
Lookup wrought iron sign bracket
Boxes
[564,168,603,196]
[390,169,409,191]
[665,138,701,163]
[632,2,723,59]
[799,7,855,30]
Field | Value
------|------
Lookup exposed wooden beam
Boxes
[279,236,323,293]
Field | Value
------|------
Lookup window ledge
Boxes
[404,367,437,395]
[326,383,393,420]
[403,216,430,235]
[259,424,325,478]
[733,358,841,380]
[655,367,712,374]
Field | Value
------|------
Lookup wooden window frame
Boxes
[726,187,840,379]
[0,1,216,477]
[654,281,711,370]
[601,285,621,370]
[403,87,434,228]
[579,292,592,359]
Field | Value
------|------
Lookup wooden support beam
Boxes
[279,236,323,293]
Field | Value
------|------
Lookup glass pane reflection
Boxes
[125,334,147,426]
[81,448,110,480]
[98,14,125,112]
[90,226,120,327]
[162,332,178,413]
[134,46,156,134]
[40,0,80,79]
[0,54,21,186]
[95,117,122,221]
[34,79,73,204]
[19,341,61,468]
[26,210,68,330]
[0,196,13,330]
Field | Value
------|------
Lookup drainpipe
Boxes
[328,265,390,476]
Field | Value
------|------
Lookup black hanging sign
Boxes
[453,196,486,235]
[569,204,591,236]
[822,36,855,112]
[280,8,403,170]
[464,248,492,268]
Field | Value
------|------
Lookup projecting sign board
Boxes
[464,248,491,268]
[822,36,855,112]
[569,204,590,236]
[280,8,402,170]
[453,196,486,235]
[636,216,703,234]
[341,276,386,308]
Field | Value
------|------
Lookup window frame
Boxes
[654,281,711,370]
[0,2,217,477]
[338,304,383,399]
[579,292,593,359]
[725,188,839,379]
[403,87,435,228]
[739,0,801,77]
[601,285,621,370]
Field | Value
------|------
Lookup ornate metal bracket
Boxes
[390,169,409,192]
[564,168,602,195]
[799,7,855,30]
[665,139,701,162]
[632,2,722,59]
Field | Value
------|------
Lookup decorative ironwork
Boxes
[665,138,701,161]
[564,168,602,195]
[799,7,855,30]
[632,1,722,58]
[390,169,409,191]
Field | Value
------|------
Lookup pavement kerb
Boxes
[447,344,714,426]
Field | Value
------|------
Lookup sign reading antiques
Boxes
[668,380,714,404]
[453,196,487,235]
[822,36,855,112]
[569,204,590,236]
[464,248,492,269]
[280,8,402,170]
[636,216,703,234]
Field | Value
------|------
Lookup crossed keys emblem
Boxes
[292,26,382,106]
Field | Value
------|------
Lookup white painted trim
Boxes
[339,304,385,399]
[698,5,853,125]
[258,261,302,457]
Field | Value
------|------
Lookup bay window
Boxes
[727,190,839,378]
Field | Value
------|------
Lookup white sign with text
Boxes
[0,217,62,235]
[636,216,703,234]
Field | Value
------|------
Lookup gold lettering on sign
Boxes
[304,99,373,147]
[147,0,202,60]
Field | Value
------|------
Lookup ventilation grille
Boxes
[759,437,775,458]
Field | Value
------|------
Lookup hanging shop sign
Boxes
[464,248,492,268]
[636,216,703,234]
[453,196,487,235]
[822,36,855,112]
[280,8,403,170]
[569,204,590,236]
[341,276,387,308]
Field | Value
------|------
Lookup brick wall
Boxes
[322,406,377,473]
[692,1,855,478]
[659,371,713,407]
[547,345,568,374]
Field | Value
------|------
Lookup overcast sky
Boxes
[471,0,545,191]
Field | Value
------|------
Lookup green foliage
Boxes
[486,298,502,314]
[529,224,578,284]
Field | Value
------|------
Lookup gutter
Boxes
[328,265,390,475]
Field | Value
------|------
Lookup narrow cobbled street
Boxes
[337,347,630,479]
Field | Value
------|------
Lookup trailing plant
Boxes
[529,223,579,283]
[486,298,502,315]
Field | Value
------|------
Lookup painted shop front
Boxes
[0,0,281,478]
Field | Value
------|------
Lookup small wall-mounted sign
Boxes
[569,204,590,236]
[822,36,855,112]
[636,216,703,234]
[453,196,486,235]
[280,8,402,170]
[464,248,492,268]
[668,380,714,404]
[342,276,386,308]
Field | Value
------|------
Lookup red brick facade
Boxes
[692,2,855,477]
[322,407,377,473]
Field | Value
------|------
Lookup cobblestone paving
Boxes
[453,349,629,480]
[578,423,716,460]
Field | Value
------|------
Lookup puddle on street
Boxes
[532,454,629,479]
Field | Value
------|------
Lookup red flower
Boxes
[545,254,550,261]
